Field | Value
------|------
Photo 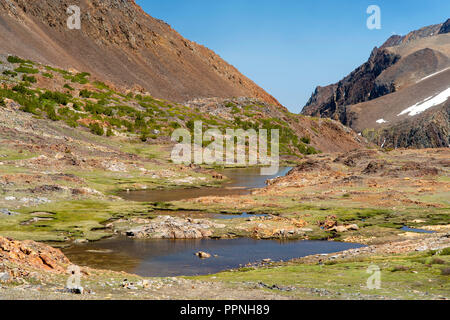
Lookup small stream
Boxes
[64,166,366,277]
[401,226,435,234]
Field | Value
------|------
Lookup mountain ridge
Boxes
[301,19,450,148]
[0,0,281,106]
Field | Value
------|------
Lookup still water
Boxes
[64,166,365,277]
[64,237,364,277]
[118,167,292,202]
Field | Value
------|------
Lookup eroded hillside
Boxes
[301,19,450,148]
[0,0,279,105]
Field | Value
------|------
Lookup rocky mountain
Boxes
[0,0,368,157]
[0,0,280,106]
[302,19,450,148]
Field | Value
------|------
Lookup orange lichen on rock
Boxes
[0,236,70,273]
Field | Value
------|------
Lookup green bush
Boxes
[22,75,37,83]
[93,81,109,90]
[89,122,104,136]
[42,72,54,78]
[186,119,195,131]
[70,72,90,84]
[300,136,311,144]
[79,89,92,98]
[12,84,32,95]
[64,119,78,128]
[45,105,59,121]
[7,55,29,64]
[0,87,39,115]
[72,102,82,111]
[15,66,39,74]
[63,84,74,90]
[2,70,17,77]
[40,91,69,105]
[169,121,181,129]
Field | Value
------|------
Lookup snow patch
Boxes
[376,119,387,124]
[416,67,450,83]
[398,87,450,117]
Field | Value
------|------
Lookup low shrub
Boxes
[45,105,59,121]
[2,70,17,77]
[63,84,74,91]
[40,91,69,105]
[89,122,104,136]
[42,72,54,78]
[79,89,92,98]
[15,66,39,74]
[301,136,311,144]
[22,75,37,83]
[7,55,30,64]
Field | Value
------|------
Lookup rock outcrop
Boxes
[439,19,450,34]
[301,19,450,149]
[0,236,70,273]
[302,47,401,124]
[125,216,223,239]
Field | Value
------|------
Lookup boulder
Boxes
[195,251,211,259]
[0,272,11,282]
[0,236,70,273]
[125,216,218,239]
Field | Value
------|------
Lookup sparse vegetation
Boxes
[2,70,18,77]
[15,66,39,74]
[301,136,311,144]
[42,72,53,78]
[22,75,37,83]
[7,55,31,64]
[89,122,104,136]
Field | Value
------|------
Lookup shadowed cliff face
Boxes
[439,19,450,34]
[302,48,401,124]
[301,19,450,149]
[0,0,281,106]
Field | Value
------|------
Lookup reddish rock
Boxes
[0,236,70,273]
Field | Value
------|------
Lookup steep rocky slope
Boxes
[0,0,280,106]
[301,20,450,148]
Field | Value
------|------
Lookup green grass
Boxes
[192,250,450,299]
[0,147,36,161]
[0,200,150,242]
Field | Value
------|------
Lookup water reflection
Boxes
[64,237,364,277]
[118,167,292,202]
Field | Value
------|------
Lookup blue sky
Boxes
[136,0,450,113]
